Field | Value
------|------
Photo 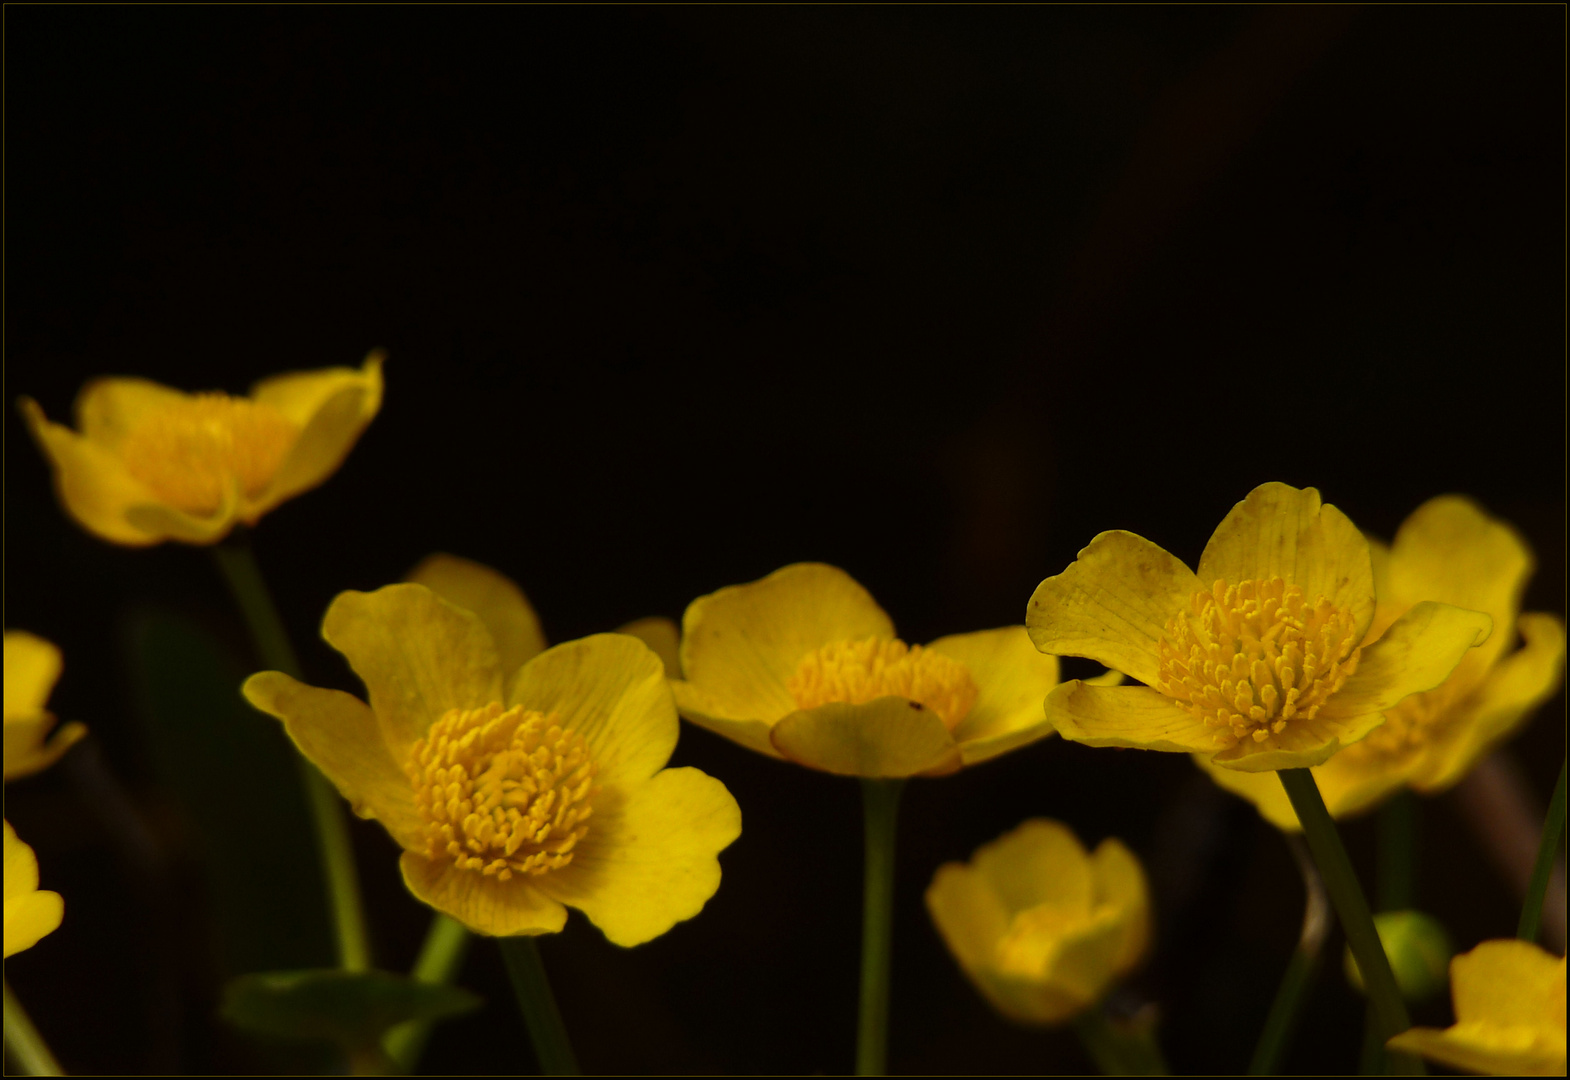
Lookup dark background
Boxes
[5,6,1564,1075]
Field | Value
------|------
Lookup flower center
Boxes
[1155,578,1362,748]
[405,703,596,881]
[786,636,978,730]
[994,902,1102,978]
[120,394,299,515]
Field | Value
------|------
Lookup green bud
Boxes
[1343,910,1454,1003]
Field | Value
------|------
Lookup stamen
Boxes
[119,394,299,515]
[787,636,978,730]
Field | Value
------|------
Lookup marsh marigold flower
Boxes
[1198,496,1566,827]
[670,563,1093,778]
[20,352,383,546]
[1027,483,1494,772]
[242,581,739,945]
[926,819,1150,1025]
[4,631,85,782]
[4,821,63,958]
[1386,939,1566,1076]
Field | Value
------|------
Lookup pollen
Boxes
[119,393,299,516]
[1155,578,1362,749]
[787,636,979,731]
[405,703,597,881]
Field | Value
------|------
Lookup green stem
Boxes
[856,778,904,1077]
[498,937,578,1076]
[1518,757,1567,944]
[211,536,371,972]
[1376,792,1418,913]
[3,981,63,1076]
[1248,833,1329,1075]
[383,915,472,1072]
[1075,1003,1169,1076]
[1278,769,1423,1076]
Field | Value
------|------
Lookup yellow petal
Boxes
[4,631,62,718]
[1387,1023,1566,1077]
[405,553,548,676]
[1026,531,1199,687]
[973,819,1093,913]
[4,821,39,900]
[1038,908,1128,1010]
[250,351,384,509]
[677,563,894,728]
[3,822,63,958]
[926,862,1011,973]
[1317,601,1493,727]
[926,627,1060,764]
[1451,939,1566,1030]
[399,851,567,937]
[1046,681,1220,754]
[669,681,783,759]
[535,766,741,947]
[1091,838,1151,975]
[1198,483,1375,643]
[73,376,193,447]
[616,617,682,677]
[1194,748,1419,831]
[123,488,243,545]
[1411,612,1567,793]
[768,698,961,778]
[20,396,167,546]
[321,584,504,756]
[3,718,87,782]
[241,671,424,850]
[508,634,676,790]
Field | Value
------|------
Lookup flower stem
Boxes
[383,914,472,1071]
[1277,769,1423,1076]
[211,536,371,972]
[1248,833,1329,1075]
[1075,1003,1169,1075]
[1518,756,1567,944]
[498,937,579,1076]
[856,778,905,1077]
[1376,791,1418,912]
[3,981,63,1076]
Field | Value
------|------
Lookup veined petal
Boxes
[1091,838,1151,975]
[1198,483,1375,643]
[322,584,504,756]
[251,351,384,508]
[1026,531,1198,687]
[534,767,740,947]
[406,553,548,677]
[3,718,87,782]
[4,631,62,717]
[930,627,1061,760]
[769,698,961,777]
[73,377,189,449]
[1317,601,1493,725]
[241,671,424,850]
[508,634,676,790]
[400,851,567,937]
[670,681,783,759]
[20,397,167,546]
[973,819,1093,913]
[678,563,894,727]
[616,616,682,677]
[1411,612,1567,793]
[1046,682,1220,754]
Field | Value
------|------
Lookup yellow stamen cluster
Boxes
[1156,578,1361,747]
[1358,685,1448,755]
[406,703,596,881]
[787,636,979,730]
[120,393,299,515]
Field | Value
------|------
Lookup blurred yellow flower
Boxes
[1027,483,1493,772]
[20,351,383,546]
[926,819,1150,1025]
[4,631,85,782]
[1197,496,1565,827]
[1387,938,1566,1076]
[242,581,739,945]
[4,821,63,958]
[670,563,1088,778]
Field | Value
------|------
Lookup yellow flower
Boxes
[4,821,64,958]
[4,631,86,782]
[1027,483,1494,772]
[925,819,1150,1025]
[20,352,384,546]
[670,563,1087,778]
[241,581,740,945]
[1196,496,1565,827]
[1386,939,1566,1076]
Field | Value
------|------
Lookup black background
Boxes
[5,7,1564,1075]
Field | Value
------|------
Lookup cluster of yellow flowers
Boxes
[11,359,1565,1075]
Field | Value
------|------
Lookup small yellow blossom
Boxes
[242,580,739,945]
[4,631,85,782]
[20,352,383,546]
[4,821,63,958]
[670,563,1094,778]
[926,819,1150,1025]
[1197,496,1565,826]
[1387,939,1566,1076]
[1027,483,1494,772]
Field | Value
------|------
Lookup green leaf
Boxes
[221,968,482,1051]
